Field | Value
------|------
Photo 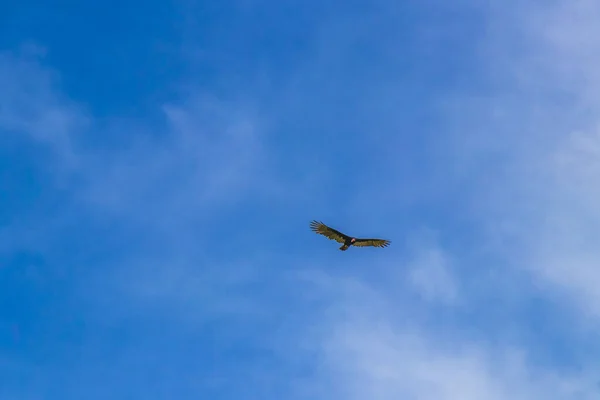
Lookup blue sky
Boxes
[2,0,600,399]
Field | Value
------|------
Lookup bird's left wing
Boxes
[309,220,348,244]
[352,238,391,248]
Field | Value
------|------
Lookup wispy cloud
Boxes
[447,0,600,321]
[78,95,267,231]
[291,271,599,400]
[0,50,87,169]
[321,320,598,400]
[406,242,458,305]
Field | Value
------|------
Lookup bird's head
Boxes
[350,238,356,243]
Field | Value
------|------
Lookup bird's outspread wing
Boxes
[309,220,349,244]
[352,238,391,248]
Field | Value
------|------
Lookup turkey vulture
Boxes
[309,220,391,251]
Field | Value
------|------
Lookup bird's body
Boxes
[309,220,390,251]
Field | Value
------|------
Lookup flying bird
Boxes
[309,220,391,251]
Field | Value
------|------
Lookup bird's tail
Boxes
[339,244,349,251]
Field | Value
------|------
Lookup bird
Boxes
[309,220,391,251]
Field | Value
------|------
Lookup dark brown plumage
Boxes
[309,220,391,251]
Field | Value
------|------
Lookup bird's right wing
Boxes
[309,220,349,244]
[352,238,391,248]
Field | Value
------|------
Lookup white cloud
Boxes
[0,48,287,324]
[0,50,87,166]
[321,321,598,400]
[298,274,600,400]
[504,1,600,319]
[78,95,266,230]
[434,0,600,320]
[406,240,459,305]
[0,48,281,249]
[522,127,600,318]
